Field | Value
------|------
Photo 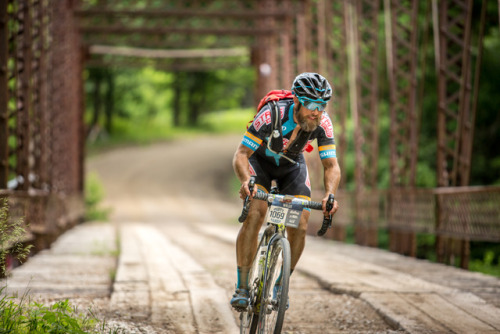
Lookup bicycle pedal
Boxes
[233,305,248,313]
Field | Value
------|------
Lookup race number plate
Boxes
[266,197,303,228]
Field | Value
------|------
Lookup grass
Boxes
[0,287,125,333]
[1,199,123,333]
[0,289,93,333]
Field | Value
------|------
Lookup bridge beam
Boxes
[0,0,7,188]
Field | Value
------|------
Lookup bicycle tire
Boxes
[257,237,291,334]
[240,237,267,334]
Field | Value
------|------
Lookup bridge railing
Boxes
[309,186,500,268]
[0,0,84,273]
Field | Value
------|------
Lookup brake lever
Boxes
[317,194,334,236]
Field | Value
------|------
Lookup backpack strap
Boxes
[284,129,313,158]
[267,100,283,152]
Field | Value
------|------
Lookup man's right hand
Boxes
[239,178,257,200]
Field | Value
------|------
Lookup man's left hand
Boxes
[322,195,338,216]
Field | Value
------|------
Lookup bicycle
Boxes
[237,177,334,334]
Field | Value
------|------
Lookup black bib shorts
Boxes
[248,153,311,200]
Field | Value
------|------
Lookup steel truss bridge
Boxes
[1,0,499,269]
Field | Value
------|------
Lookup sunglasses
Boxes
[297,96,327,112]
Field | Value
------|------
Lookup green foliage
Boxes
[0,198,33,277]
[416,234,437,262]
[0,287,123,333]
[469,250,500,277]
[84,173,111,221]
[469,241,500,277]
[198,108,254,133]
[84,66,255,142]
[86,106,254,154]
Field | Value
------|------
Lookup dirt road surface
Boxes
[4,134,499,333]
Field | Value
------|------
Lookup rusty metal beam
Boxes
[81,34,253,49]
[384,0,420,188]
[434,0,475,187]
[75,8,292,19]
[80,25,278,36]
[346,0,381,248]
[89,45,248,59]
[0,0,7,188]
[86,58,249,72]
[327,1,348,190]
[17,0,32,191]
[464,0,486,187]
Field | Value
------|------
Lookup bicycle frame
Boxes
[238,178,334,334]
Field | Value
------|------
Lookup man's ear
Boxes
[293,95,299,104]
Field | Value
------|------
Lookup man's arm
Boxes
[232,143,257,199]
[321,157,341,215]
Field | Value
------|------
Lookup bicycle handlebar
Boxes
[237,178,256,223]
[238,178,335,236]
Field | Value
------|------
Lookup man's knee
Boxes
[246,201,267,222]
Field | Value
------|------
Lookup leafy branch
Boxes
[0,197,33,277]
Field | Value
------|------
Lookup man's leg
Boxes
[286,209,310,270]
[231,199,268,309]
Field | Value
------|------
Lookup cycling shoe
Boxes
[230,288,249,311]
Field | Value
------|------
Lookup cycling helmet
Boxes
[291,72,332,102]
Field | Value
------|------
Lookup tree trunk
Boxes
[90,69,102,134]
[104,69,114,134]
[173,72,183,127]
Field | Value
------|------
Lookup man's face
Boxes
[294,97,324,132]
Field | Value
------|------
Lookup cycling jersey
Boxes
[241,100,337,167]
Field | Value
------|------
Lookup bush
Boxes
[84,173,111,221]
[0,198,32,277]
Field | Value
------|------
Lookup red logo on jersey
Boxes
[320,115,334,138]
[253,110,271,131]
[248,162,257,176]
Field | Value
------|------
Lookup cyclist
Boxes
[231,72,341,310]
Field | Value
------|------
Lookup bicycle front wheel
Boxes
[258,237,291,334]
[240,237,267,334]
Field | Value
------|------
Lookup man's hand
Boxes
[239,178,258,200]
[322,194,338,216]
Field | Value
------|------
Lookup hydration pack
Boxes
[252,90,293,152]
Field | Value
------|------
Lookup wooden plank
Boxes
[402,292,498,333]
[111,224,150,320]
[362,292,449,332]
[136,224,238,334]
